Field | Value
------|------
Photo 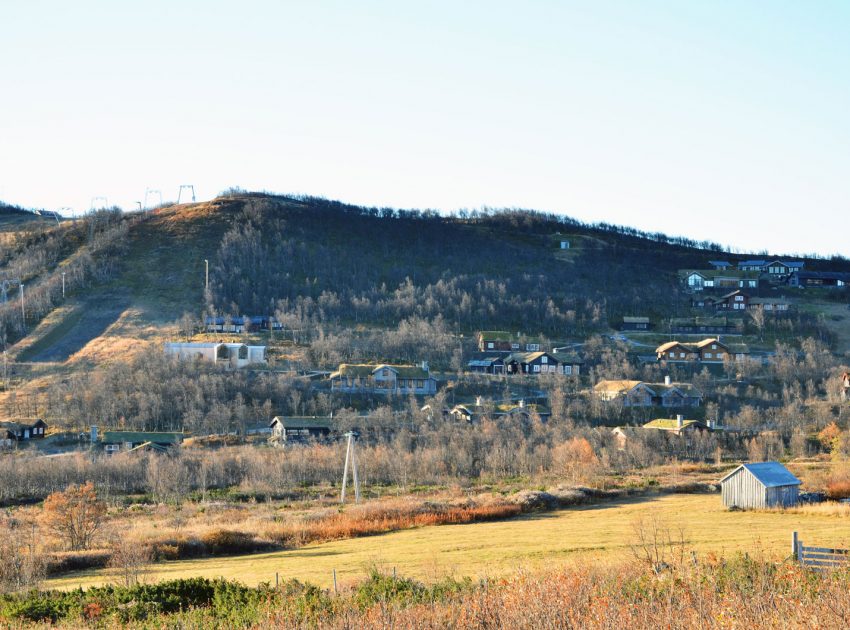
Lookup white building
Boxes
[164,342,266,368]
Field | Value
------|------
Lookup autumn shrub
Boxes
[199,529,275,556]
[825,478,850,499]
[44,550,110,576]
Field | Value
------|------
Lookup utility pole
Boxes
[19,283,25,329]
[340,431,361,504]
[204,259,209,292]
[62,272,66,298]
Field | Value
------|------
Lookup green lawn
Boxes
[47,493,850,590]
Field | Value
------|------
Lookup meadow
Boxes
[47,492,850,591]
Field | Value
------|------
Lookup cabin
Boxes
[100,431,184,454]
[656,338,746,363]
[655,342,700,362]
[477,331,540,352]
[681,270,760,291]
[593,380,651,405]
[765,260,804,277]
[450,401,550,422]
[164,342,266,368]
[478,331,516,352]
[643,416,709,436]
[789,271,850,288]
[593,379,702,407]
[269,416,333,443]
[551,352,583,376]
[205,315,282,332]
[737,260,766,272]
[747,296,791,312]
[466,353,506,374]
[620,316,651,331]
[330,363,437,395]
[503,351,560,375]
[716,290,750,311]
[0,419,48,447]
[720,462,801,509]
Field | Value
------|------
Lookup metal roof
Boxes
[720,462,801,487]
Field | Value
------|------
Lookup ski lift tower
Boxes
[177,184,196,204]
[144,189,162,210]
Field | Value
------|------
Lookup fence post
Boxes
[276,572,279,588]
[333,569,337,595]
[792,531,798,561]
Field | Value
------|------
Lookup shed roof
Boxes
[623,316,650,323]
[720,462,801,487]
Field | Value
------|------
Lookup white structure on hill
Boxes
[164,342,266,368]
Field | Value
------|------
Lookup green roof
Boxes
[643,419,703,430]
[102,431,184,444]
[478,331,514,341]
[333,364,432,379]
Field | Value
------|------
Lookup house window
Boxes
[416,379,424,388]
[563,366,572,375]
[533,365,540,373]
[541,356,548,364]
[705,352,712,359]
[717,353,725,360]
[680,352,686,358]
[735,296,743,301]
[487,342,494,349]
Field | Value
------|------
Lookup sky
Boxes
[1,1,848,256]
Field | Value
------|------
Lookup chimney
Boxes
[519,399,525,408]
[707,419,714,430]
[664,375,671,386]
[421,360,429,372]
[676,414,684,429]
[475,396,482,407]
[90,425,98,443]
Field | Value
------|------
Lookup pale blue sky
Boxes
[1,1,848,255]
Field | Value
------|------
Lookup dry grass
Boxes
[45,493,850,591]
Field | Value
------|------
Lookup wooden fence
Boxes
[793,531,850,571]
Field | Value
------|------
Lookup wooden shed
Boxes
[720,462,801,509]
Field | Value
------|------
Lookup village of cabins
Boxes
[4,256,849,511]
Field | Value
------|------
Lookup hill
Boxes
[0,192,847,423]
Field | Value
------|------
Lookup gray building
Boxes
[720,462,801,509]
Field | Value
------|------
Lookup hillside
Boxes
[0,192,847,424]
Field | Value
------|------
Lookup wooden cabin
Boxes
[720,462,801,509]
[269,416,333,443]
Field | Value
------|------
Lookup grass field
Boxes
[47,493,850,591]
